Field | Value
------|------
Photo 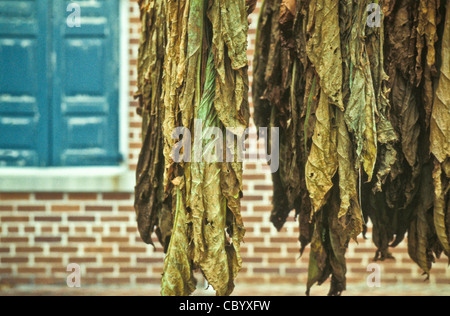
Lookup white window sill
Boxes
[0,166,135,193]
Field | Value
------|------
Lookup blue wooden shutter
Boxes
[51,0,120,166]
[0,0,50,167]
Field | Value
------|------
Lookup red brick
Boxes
[0,268,13,274]
[101,216,129,222]
[17,206,46,212]
[68,193,98,200]
[102,193,132,200]
[34,278,65,286]
[136,278,160,284]
[242,195,263,202]
[85,205,113,212]
[35,216,62,222]
[0,205,13,211]
[1,237,28,243]
[102,278,130,284]
[254,247,281,254]
[254,185,273,191]
[69,257,97,263]
[50,247,78,253]
[119,247,146,253]
[253,268,280,274]
[102,237,129,243]
[235,277,265,284]
[35,193,64,200]
[243,257,263,263]
[119,206,135,212]
[285,245,302,253]
[7,227,19,233]
[85,247,113,253]
[286,268,308,274]
[0,277,32,285]
[120,267,147,273]
[41,226,54,233]
[436,278,450,285]
[50,267,69,274]
[35,257,63,264]
[51,205,80,212]
[57,227,69,233]
[253,206,272,212]
[74,227,87,233]
[271,237,299,243]
[1,216,29,222]
[18,267,46,274]
[243,237,265,243]
[1,257,28,263]
[127,227,138,233]
[34,237,61,243]
[0,193,30,200]
[68,216,95,222]
[86,267,114,274]
[68,237,96,243]
[103,257,130,264]
[243,216,263,223]
[243,174,266,180]
[268,276,300,285]
[16,247,43,253]
[268,258,297,264]
[109,227,121,233]
[137,258,164,264]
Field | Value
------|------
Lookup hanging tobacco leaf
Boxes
[430,0,450,260]
[253,0,449,295]
[136,0,253,296]
[305,90,338,215]
[134,0,172,250]
[430,1,450,164]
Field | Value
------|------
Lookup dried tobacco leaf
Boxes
[134,0,171,249]
[161,0,250,296]
[253,0,449,296]
[344,0,378,182]
[135,0,251,296]
[306,187,348,296]
[430,1,450,164]
[430,1,450,261]
[433,160,450,258]
[336,110,362,241]
[161,188,197,296]
[306,0,344,112]
[305,90,338,215]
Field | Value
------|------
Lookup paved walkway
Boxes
[1,283,449,296]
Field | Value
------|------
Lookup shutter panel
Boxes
[0,0,49,166]
[51,0,120,166]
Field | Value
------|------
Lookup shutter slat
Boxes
[0,0,49,167]
[52,0,120,166]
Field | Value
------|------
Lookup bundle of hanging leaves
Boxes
[134,0,256,296]
[253,0,450,296]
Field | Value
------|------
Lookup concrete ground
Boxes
[1,283,449,296]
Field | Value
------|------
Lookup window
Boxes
[0,0,121,167]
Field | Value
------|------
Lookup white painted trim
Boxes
[0,167,135,192]
[119,0,130,162]
[0,1,134,193]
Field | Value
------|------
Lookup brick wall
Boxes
[0,0,448,292]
